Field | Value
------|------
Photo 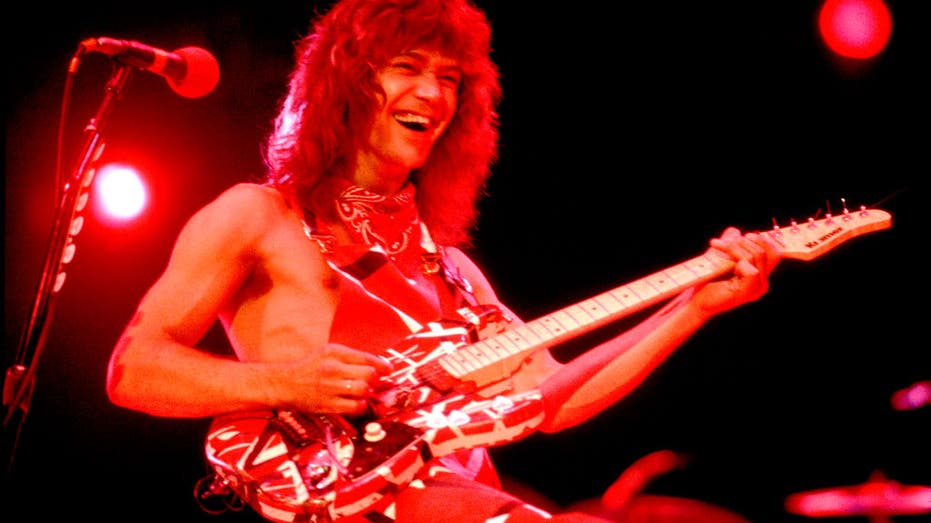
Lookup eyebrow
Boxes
[398,50,462,71]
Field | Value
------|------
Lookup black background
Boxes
[4,2,929,522]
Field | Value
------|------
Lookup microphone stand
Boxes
[3,63,136,474]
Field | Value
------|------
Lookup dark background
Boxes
[4,2,928,522]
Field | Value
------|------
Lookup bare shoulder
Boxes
[182,183,293,242]
[207,183,329,273]
[208,183,291,219]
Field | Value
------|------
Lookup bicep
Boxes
[127,185,265,346]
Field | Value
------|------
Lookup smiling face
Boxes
[352,48,462,194]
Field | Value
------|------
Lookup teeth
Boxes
[395,113,431,126]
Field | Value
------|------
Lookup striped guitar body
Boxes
[204,305,546,523]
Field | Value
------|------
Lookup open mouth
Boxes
[394,112,431,132]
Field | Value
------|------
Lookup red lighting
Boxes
[818,0,892,59]
[786,471,931,518]
[891,380,931,411]
[93,163,148,223]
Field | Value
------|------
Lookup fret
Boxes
[526,320,559,344]
[509,325,541,346]
[626,280,658,301]
[503,329,534,352]
[592,291,625,313]
[578,298,612,321]
[644,271,680,294]
[702,253,729,272]
[492,333,523,356]
[469,340,501,362]
[536,316,568,337]
[663,263,694,287]
[564,304,596,326]
[479,335,513,360]
[464,343,494,363]
[550,310,583,332]
[606,286,643,308]
[451,349,480,371]
[438,354,468,376]
[485,337,517,360]
[676,258,702,279]
[680,255,711,276]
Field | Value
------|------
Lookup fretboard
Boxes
[436,250,736,387]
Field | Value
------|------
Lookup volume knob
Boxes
[364,422,386,442]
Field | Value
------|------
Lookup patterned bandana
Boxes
[335,182,422,260]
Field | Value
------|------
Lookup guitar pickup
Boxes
[273,410,357,447]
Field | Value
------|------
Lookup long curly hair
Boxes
[263,0,501,246]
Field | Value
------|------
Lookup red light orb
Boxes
[818,0,892,59]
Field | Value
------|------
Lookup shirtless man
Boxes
[106,1,780,521]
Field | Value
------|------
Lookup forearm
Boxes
[538,289,707,432]
[106,335,281,418]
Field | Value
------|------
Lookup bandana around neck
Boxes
[335,182,422,258]
[323,181,474,289]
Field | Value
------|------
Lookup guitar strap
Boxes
[420,222,480,307]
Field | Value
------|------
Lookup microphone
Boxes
[80,36,220,98]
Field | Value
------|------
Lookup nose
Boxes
[413,72,443,100]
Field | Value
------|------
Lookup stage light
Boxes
[818,0,892,59]
[94,163,148,223]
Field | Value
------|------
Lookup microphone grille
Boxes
[169,46,220,99]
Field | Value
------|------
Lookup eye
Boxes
[438,72,461,88]
[388,59,419,74]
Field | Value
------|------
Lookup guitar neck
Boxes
[437,250,735,387]
[436,206,893,388]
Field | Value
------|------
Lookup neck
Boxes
[351,152,413,197]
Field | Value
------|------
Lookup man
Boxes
[106,0,780,521]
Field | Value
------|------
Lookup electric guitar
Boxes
[202,206,892,523]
